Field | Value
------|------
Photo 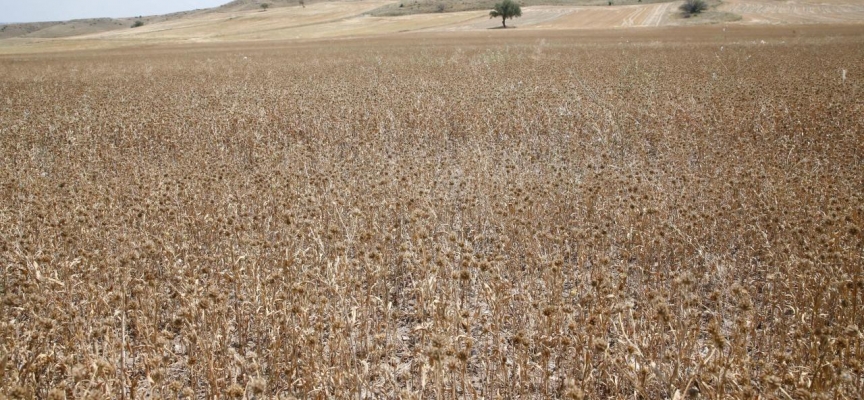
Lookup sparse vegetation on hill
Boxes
[0,10,198,40]
[219,0,301,11]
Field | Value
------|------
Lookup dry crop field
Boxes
[1,26,863,399]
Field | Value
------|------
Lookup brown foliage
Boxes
[1,30,862,399]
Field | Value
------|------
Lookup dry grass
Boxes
[367,0,668,17]
[1,26,862,399]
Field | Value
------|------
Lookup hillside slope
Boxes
[0,5,226,40]
[2,0,864,54]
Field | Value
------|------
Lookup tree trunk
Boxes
[502,17,506,27]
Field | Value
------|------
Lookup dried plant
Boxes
[0,28,862,399]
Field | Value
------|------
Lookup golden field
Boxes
[1,25,862,399]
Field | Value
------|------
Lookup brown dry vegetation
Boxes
[1,26,863,399]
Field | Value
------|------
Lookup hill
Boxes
[0,6,222,40]
[1,0,864,54]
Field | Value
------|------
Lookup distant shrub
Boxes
[131,20,144,28]
[680,0,708,17]
[261,3,270,9]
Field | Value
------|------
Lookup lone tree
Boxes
[489,0,521,28]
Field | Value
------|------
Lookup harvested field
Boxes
[720,0,864,24]
[1,25,862,399]
[524,2,675,29]
[426,3,675,31]
[84,2,394,41]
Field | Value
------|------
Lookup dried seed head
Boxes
[72,364,88,381]
[47,388,66,400]
[593,337,609,352]
[687,384,700,398]
[8,385,29,400]
[563,378,585,400]
[249,377,266,395]
[227,383,244,398]
[150,367,166,383]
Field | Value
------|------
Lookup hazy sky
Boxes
[0,0,230,23]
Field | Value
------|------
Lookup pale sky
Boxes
[0,0,230,23]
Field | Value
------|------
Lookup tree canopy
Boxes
[489,0,522,28]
